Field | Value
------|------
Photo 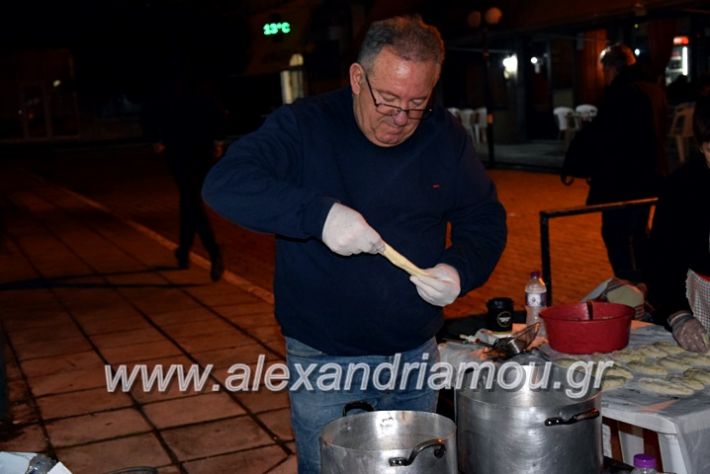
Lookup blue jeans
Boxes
[285,336,440,474]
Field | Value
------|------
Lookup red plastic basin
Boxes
[540,302,633,354]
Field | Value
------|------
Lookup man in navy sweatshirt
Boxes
[203,15,506,473]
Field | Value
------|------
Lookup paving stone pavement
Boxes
[0,145,615,473]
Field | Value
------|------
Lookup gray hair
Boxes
[357,15,445,72]
[600,43,636,71]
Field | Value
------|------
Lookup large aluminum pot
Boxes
[456,357,602,474]
[320,401,457,474]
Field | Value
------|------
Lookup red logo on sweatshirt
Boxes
[432,183,441,189]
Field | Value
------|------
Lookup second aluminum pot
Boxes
[455,358,602,474]
[320,401,457,474]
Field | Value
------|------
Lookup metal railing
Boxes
[539,197,658,305]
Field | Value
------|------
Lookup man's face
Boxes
[350,47,439,147]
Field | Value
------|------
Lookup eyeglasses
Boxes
[363,71,432,120]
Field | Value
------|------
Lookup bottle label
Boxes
[526,292,546,307]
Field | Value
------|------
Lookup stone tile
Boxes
[161,416,273,461]
[37,387,133,420]
[130,291,203,315]
[46,408,151,447]
[236,389,291,415]
[76,312,153,335]
[56,433,171,474]
[0,423,48,452]
[20,351,104,378]
[102,340,182,364]
[172,331,254,353]
[214,302,274,317]
[27,365,107,397]
[8,379,29,402]
[258,408,294,442]
[2,313,74,332]
[192,343,279,369]
[13,336,92,362]
[10,401,40,424]
[210,362,289,399]
[250,325,283,343]
[5,357,23,381]
[142,392,245,429]
[126,356,205,404]
[7,322,84,346]
[267,455,298,474]
[182,444,288,474]
[91,327,166,350]
[157,466,181,474]
[148,307,216,326]
[222,312,278,329]
[161,319,235,339]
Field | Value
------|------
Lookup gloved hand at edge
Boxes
[669,311,710,353]
[321,203,385,256]
[410,263,461,307]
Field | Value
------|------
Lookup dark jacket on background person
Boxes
[203,87,507,356]
[647,156,710,325]
[583,65,662,204]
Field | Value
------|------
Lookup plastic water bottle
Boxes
[525,271,547,331]
[630,453,658,473]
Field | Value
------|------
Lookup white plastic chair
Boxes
[447,107,462,124]
[669,102,695,163]
[473,107,487,144]
[553,106,579,148]
[459,108,476,144]
[575,104,597,123]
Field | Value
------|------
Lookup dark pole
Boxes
[482,28,496,166]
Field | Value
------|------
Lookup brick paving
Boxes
[0,144,615,473]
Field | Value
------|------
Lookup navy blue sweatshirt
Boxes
[203,88,506,356]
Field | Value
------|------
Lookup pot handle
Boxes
[544,407,600,426]
[388,438,447,467]
[341,400,375,417]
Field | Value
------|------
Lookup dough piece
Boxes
[611,350,645,364]
[626,361,668,377]
[688,357,710,369]
[602,365,634,380]
[382,243,430,278]
[602,376,627,391]
[658,357,690,372]
[653,341,686,355]
[684,368,710,385]
[555,357,582,369]
[669,376,705,391]
[636,345,669,358]
[637,378,695,397]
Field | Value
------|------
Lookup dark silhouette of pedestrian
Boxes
[565,44,663,282]
[145,77,224,281]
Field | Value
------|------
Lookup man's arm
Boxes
[440,150,507,294]
[202,106,336,239]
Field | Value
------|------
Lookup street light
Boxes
[468,7,503,167]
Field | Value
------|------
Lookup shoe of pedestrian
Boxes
[210,255,224,282]
[175,249,189,269]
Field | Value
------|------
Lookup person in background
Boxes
[566,44,662,283]
[647,95,710,352]
[145,77,225,281]
[202,15,506,473]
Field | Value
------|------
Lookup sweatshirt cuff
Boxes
[302,196,338,239]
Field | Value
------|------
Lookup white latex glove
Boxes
[321,203,384,256]
[410,263,461,307]
[669,312,710,353]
